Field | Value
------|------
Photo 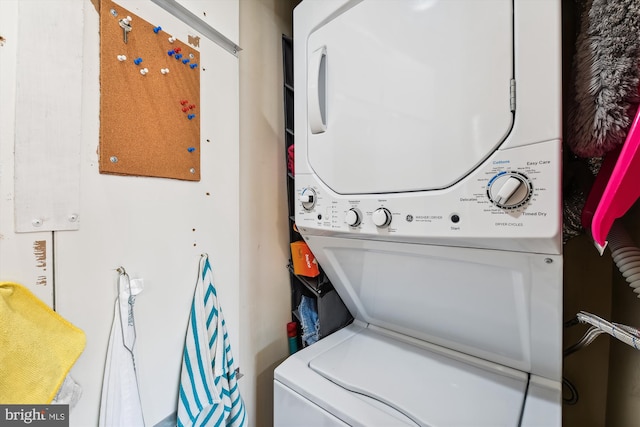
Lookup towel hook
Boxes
[196,253,209,284]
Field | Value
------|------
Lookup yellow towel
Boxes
[0,282,86,404]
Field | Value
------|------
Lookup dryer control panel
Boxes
[295,139,561,254]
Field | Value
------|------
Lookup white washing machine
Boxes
[275,0,563,425]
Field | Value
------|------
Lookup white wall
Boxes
[238,0,297,425]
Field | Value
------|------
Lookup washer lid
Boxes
[305,0,513,194]
[309,328,527,426]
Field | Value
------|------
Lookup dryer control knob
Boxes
[299,188,317,211]
[372,208,392,227]
[487,171,532,210]
[345,208,362,227]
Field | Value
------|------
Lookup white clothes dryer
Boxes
[275,0,563,425]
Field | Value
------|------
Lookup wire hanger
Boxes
[116,266,137,366]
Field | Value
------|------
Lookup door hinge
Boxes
[510,79,516,112]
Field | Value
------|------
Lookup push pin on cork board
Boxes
[99,0,200,181]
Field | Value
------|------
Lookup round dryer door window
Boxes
[305,0,514,195]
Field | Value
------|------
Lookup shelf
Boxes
[291,287,353,343]
[282,33,353,346]
[288,264,333,296]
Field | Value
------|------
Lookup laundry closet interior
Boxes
[0,0,639,426]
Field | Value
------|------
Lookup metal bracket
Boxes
[150,0,241,56]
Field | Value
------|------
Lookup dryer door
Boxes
[305,0,513,194]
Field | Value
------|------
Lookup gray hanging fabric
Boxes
[566,0,640,158]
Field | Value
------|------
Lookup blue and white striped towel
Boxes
[177,256,247,427]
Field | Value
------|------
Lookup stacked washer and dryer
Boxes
[274,0,563,425]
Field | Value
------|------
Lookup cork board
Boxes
[100,0,201,181]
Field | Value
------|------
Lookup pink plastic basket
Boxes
[584,106,640,246]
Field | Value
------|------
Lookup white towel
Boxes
[177,256,247,427]
[99,272,145,427]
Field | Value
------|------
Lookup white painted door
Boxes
[48,1,240,425]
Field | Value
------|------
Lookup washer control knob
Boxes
[372,208,392,227]
[299,188,317,211]
[345,208,362,227]
[487,171,532,210]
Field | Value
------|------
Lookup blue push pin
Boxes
[182,58,190,64]
[187,147,195,153]
[133,57,143,65]
[190,63,198,69]
[168,50,175,56]
[187,114,195,120]
[153,26,162,33]
[175,54,183,60]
